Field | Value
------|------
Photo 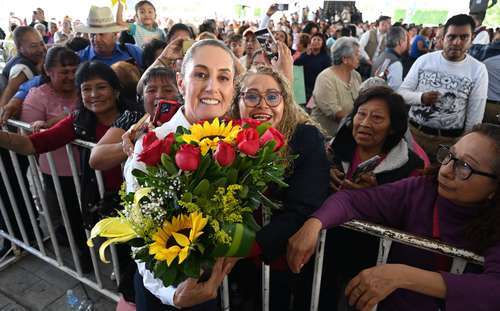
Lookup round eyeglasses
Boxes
[436,145,497,180]
[240,91,282,108]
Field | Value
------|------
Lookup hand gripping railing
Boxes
[308,220,484,311]
[0,119,120,301]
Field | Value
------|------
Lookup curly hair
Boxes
[230,66,323,165]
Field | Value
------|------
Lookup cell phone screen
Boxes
[254,28,278,61]
[152,100,182,126]
[351,155,381,183]
[277,4,289,11]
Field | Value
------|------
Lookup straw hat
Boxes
[75,6,128,34]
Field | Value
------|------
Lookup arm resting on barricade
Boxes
[90,127,127,171]
[0,130,36,154]
[345,264,447,311]
[441,244,500,310]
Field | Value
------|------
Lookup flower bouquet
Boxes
[87,118,289,287]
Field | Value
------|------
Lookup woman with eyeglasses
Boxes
[229,66,330,310]
[287,123,500,310]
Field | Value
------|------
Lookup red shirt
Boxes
[29,114,123,191]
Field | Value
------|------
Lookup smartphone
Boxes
[152,99,182,126]
[182,39,195,56]
[377,59,391,78]
[277,4,289,11]
[351,155,381,183]
[254,28,278,61]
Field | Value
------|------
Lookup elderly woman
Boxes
[315,86,425,308]
[311,37,362,138]
[288,123,500,310]
[230,66,330,310]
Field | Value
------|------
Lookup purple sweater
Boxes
[313,176,500,311]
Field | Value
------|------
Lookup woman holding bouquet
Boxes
[229,66,330,309]
[125,39,240,310]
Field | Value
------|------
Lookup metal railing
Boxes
[0,119,485,310]
[0,119,120,302]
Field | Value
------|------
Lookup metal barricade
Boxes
[0,119,120,302]
[0,120,486,310]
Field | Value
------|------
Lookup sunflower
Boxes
[149,212,208,266]
[182,118,241,155]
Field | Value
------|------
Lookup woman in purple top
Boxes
[287,123,500,311]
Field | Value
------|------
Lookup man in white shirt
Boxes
[399,14,489,161]
[471,12,490,45]
[372,26,409,90]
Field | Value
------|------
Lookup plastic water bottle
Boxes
[66,289,94,310]
[66,289,80,310]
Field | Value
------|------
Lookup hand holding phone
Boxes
[182,39,195,56]
[277,4,289,11]
[152,99,182,126]
[254,28,278,61]
[377,59,391,78]
[351,155,381,183]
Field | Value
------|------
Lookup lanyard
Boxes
[432,203,451,271]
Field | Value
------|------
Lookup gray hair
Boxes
[359,77,387,93]
[180,39,236,78]
[386,26,407,49]
[331,37,360,65]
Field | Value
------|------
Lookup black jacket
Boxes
[330,121,424,185]
[256,124,330,262]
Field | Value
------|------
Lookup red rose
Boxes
[260,127,285,151]
[175,144,201,171]
[236,128,260,156]
[214,141,236,167]
[142,130,158,149]
[162,133,175,155]
[138,133,175,166]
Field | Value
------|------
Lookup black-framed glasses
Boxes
[240,91,282,107]
[436,145,497,180]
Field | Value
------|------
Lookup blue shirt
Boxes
[78,43,143,68]
[409,35,429,60]
[13,75,43,100]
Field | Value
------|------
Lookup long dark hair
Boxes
[463,124,500,254]
[426,124,500,254]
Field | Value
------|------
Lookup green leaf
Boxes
[212,177,227,190]
[183,257,201,278]
[161,155,178,175]
[239,185,249,198]
[182,192,193,203]
[265,171,289,188]
[243,213,261,231]
[226,168,238,185]
[131,169,147,178]
[256,123,271,135]
[257,190,282,210]
[193,179,210,196]
[155,261,177,287]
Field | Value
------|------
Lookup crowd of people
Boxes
[0,2,499,310]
